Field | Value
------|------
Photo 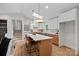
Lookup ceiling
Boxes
[0,3,79,20]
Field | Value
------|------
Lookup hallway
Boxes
[13,30,22,40]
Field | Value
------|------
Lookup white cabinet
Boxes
[46,20,53,29]
[37,22,45,29]
[31,22,45,29]
[52,17,59,29]
[59,21,76,49]
[32,17,59,30]
[58,8,79,55]
[47,17,59,29]
[58,8,77,23]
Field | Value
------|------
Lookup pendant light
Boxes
[32,3,44,23]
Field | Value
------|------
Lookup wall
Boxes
[77,9,79,52]
[7,17,13,38]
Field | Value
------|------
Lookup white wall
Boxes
[77,9,79,51]
[7,18,13,38]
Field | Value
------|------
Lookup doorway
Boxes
[12,20,22,40]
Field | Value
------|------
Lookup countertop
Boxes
[25,34,53,41]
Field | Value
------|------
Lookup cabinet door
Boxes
[47,20,53,29]
[58,8,77,23]
[48,17,59,29]
[37,22,45,29]
[39,39,52,56]
[53,18,59,29]
[52,35,59,45]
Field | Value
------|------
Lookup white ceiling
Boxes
[0,3,79,20]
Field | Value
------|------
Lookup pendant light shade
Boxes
[32,3,44,23]
[34,18,44,23]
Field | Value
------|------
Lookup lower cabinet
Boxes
[38,39,52,56]
[52,35,59,45]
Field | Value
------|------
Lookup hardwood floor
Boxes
[12,41,78,56]
[52,45,79,56]
[13,32,79,56]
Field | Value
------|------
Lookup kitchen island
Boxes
[25,34,53,56]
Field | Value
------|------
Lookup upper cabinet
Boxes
[52,17,59,29]
[38,22,45,29]
[46,17,59,29]
[58,8,77,23]
[30,21,45,30]
[58,8,79,55]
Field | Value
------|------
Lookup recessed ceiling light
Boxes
[45,5,48,9]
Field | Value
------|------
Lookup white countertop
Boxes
[26,34,52,41]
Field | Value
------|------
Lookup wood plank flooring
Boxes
[13,31,79,56]
[12,41,79,56]
[52,45,79,56]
